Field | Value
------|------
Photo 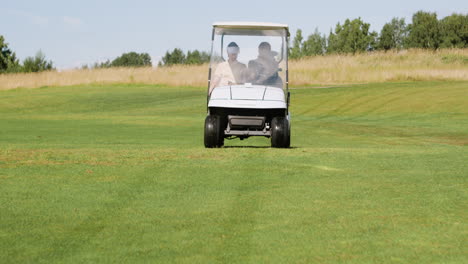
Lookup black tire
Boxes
[204,115,223,148]
[271,116,290,148]
[285,119,291,148]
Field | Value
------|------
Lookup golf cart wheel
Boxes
[204,115,223,148]
[271,116,290,148]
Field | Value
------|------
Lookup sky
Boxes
[1,0,466,69]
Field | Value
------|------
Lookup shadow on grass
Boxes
[223,146,299,149]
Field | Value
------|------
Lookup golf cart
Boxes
[204,22,291,148]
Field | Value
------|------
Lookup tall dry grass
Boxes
[290,49,468,86]
[0,64,208,91]
[0,49,467,90]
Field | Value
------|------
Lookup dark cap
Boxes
[228,42,239,48]
[258,42,271,50]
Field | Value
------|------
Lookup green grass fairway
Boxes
[1,82,467,263]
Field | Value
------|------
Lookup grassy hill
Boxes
[0,82,467,263]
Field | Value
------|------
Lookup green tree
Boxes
[0,35,21,73]
[159,48,186,66]
[22,50,54,73]
[327,18,377,54]
[93,60,112,68]
[440,13,468,48]
[407,11,442,49]
[170,48,185,65]
[186,50,200,64]
[302,28,326,56]
[111,52,151,67]
[199,51,211,64]
[185,50,210,65]
[289,29,303,59]
[327,29,338,54]
[378,18,408,50]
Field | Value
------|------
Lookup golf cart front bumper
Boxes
[225,115,270,136]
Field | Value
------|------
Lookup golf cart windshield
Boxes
[209,25,288,93]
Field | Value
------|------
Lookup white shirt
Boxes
[210,60,246,93]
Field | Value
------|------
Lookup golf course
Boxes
[0,81,466,263]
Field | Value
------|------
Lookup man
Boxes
[210,42,246,93]
[248,42,282,87]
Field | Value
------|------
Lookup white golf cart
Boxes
[204,22,291,148]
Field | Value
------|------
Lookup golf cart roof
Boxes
[213,21,289,34]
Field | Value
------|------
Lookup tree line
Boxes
[86,52,152,69]
[289,11,467,58]
[85,49,210,68]
[1,10,466,74]
[158,48,210,66]
[1,36,54,74]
